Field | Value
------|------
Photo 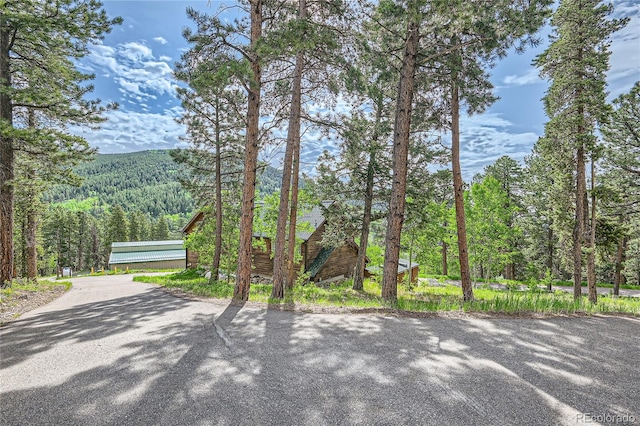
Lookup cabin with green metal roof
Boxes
[108,240,186,270]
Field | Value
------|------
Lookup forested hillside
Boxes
[45,150,286,217]
[46,150,193,217]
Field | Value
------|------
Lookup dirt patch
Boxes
[0,286,68,326]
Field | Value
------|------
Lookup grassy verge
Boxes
[422,274,640,291]
[135,270,640,316]
[1,279,72,324]
[1,278,72,299]
[552,280,640,291]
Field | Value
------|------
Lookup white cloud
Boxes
[153,36,168,45]
[439,112,541,178]
[85,40,177,101]
[120,42,154,61]
[159,55,172,62]
[502,68,542,87]
[72,108,187,153]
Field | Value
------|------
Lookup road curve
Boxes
[1,275,638,426]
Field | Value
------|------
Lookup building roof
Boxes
[182,201,334,242]
[111,240,184,253]
[108,249,186,265]
[397,258,419,274]
[297,201,333,240]
[181,211,205,234]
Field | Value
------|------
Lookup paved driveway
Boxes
[1,275,638,425]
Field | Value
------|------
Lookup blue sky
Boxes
[75,0,640,179]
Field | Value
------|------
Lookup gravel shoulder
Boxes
[0,285,69,326]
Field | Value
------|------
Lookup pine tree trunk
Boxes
[286,126,301,290]
[353,152,375,291]
[233,0,262,302]
[441,240,448,276]
[547,226,554,292]
[19,216,27,276]
[272,3,305,296]
[212,98,223,283]
[613,234,626,296]
[587,159,597,303]
[91,224,99,271]
[26,207,38,279]
[451,80,473,302]
[573,145,586,300]
[0,28,14,285]
[353,99,383,291]
[382,15,419,302]
[77,214,84,272]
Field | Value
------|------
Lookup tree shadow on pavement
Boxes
[2,289,639,425]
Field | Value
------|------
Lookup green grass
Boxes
[552,280,640,291]
[134,270,640,316]
[1,278,72,303]
[423,273,640,291]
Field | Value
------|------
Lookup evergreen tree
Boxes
[601,82,640,291]
[465,176,519,281]
[174,23,246,281]
[152,217,170,241]
[480,156,525,279]
[0,0,120,283]
[267,0,348,297]
[534,0,627,302]
[522,139,564,287]
[128,211,142,242]
[105,206,128,246]
[377,0,551,301]
[180,1,267,301]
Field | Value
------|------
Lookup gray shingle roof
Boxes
[297,201,332,240]
[397,258,419,274]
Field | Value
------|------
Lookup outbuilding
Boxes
[108,240,186,270]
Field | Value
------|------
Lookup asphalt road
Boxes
[1,275,638,426]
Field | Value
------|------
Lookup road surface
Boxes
[1,275,638,425]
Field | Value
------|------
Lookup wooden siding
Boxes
[313,244,358,282]
[186,248,200,269]
[303,223,326,269]
[397,266,419,284]
[252,237,273,276]
[182,211,205,234]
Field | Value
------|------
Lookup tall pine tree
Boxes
[0,0,120,284]
[534,0,627,302]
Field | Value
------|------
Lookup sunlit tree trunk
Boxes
[234,0,262,302]
[382,13,419,302]
[272,0,306,296]
[587,158,597,303]
[0,27,14,285]
[451,79,473,302]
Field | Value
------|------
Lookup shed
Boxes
[365,258,419,284]
[108,240,186,270]
[397,258,419,284]
[181,212,205,268]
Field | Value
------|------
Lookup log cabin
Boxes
[181,202,361,283]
